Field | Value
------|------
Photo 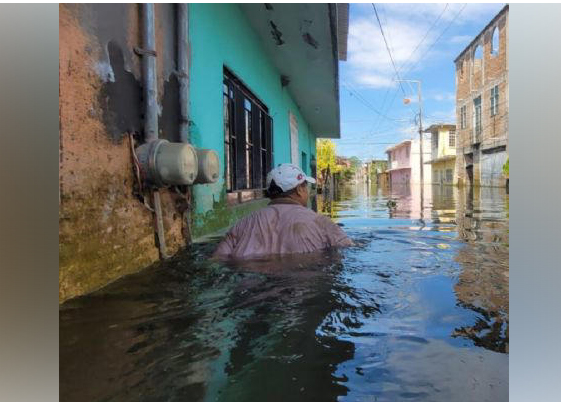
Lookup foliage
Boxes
[502,158,509,177]
[316,139,340,174]
[349,156,361,171]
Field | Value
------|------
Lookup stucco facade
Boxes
[454,5,508,187]
[386,134,431,187]
[59,4,347,302]
[425,124,457,185]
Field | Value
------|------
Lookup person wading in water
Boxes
[213,163,353,259]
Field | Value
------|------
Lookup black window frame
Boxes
[223,68,273,196]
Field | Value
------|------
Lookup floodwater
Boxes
[60,183,509,402]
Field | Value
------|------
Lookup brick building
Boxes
[454,5,508,187]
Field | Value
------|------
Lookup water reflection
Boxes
[453,186,509,353]
[60,182,508,402]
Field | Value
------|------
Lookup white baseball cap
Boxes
[266,163,316,192]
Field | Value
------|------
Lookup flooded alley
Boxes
[60,183,509,402]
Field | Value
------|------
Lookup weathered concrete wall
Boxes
[59,4,187,303]
[455,6,508,187]
[60,3,325,302]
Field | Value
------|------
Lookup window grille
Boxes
[223,68,273,192]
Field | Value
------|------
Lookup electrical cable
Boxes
[370,4,451,138]
[372,3,406,96]
[372,4,468,139]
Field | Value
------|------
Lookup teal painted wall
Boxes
[188,4,317,238]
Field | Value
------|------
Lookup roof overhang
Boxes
[424,124,456,133]
[240,4,349,138]
[385,140,411,153]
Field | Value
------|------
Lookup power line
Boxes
[406,3,467,74]
[400,3,449,74]
[341,82,406,123]
[372,3,406,96]
[373,4,468,137]
[370,4,450,138]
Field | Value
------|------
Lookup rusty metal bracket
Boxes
[174,70,189,79]
[134,47,157,57]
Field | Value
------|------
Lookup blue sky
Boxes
[335,3,506,160]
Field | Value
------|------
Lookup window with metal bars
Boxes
[449,130,456,147]
[223,68,273,193]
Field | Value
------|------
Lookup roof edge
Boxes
[454,4,509,63]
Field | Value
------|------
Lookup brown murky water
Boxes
[60,183,508,401]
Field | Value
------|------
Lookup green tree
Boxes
[349,156,361,170]
[316,139,337,175]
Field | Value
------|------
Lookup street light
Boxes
[396,79,426,225]
[396,79,424,187]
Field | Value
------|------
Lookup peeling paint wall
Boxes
[59,4,186,303]
[60,3,322,302]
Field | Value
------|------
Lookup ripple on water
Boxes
[60,184,508,402]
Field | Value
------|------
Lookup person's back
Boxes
[213,164,353,259]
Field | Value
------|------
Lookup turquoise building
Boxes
[58,3,348,301]
[187,4,349,238]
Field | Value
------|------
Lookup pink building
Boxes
[386,136,432,186]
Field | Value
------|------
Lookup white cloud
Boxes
[355,73,396,88]
[424,106,457,126]
[449,35,473,44]
[429,91,456,102]
[346,3,507,89]
[347,15,429,88]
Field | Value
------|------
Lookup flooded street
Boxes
[60,184,509,402]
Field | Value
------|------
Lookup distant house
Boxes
[336,156,352,169]
[386,135,431,187]
[425,124,457,185]
[454,5,508,187]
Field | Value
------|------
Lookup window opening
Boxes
[460,105,467,130]
[449,130,456,147]
[223,68,273,193]
[473,96,482,142]
[490,85,499,116]
[301,152,308,175]
[491,27,499,56]
[473,44,483,73]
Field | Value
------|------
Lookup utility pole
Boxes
[417,81,424,188]
[397,79,425,223]
[395,79,424,186]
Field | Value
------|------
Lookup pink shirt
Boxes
[213,199,353,259]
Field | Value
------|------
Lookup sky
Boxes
[335,2,506,160]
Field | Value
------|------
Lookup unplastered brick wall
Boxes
[454,6,508,186]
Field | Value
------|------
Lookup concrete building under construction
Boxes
[454,5,508,187]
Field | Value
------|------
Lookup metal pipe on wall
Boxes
[142,3,158,143]
[142,3,168,258]
[178,4,190,143]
